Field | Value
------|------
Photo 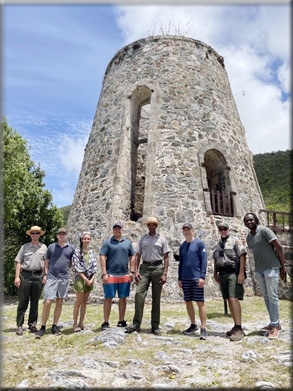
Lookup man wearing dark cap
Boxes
[99,223,136,330]
[213,221,247,341]
[35,228,75,338]
[14,225,47,335]
[178,223,208,340]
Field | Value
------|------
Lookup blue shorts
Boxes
[182,278,204,302]
[103,275,130,299]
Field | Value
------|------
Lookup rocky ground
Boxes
[2,295,292,390]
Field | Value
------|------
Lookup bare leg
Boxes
[41,300,53,326]
[118,297,127,322]
[228,298,242,326]
[196,301,207,328]
[103,298,112,323]
[185,301,196,324]
[53,298,63,325]
[79,292,90,326]
[73,292,83,326]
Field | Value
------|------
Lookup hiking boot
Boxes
[268,326,279,339]
[200,327,207,340]
[261,324,281,333]
[226,325,237,337]
[151,328,161,336]
[16,326,23,336]
[125,324,140,333]
[229,327,245,341]
[29,325,38,333]
[51,325,61,335]
[101,322,110,331]
[183,324,198,335]
[35,328,45,339]
[117,320,127,327]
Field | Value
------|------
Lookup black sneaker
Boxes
[117,320,127,327]
[200,327,207,340]
[183,324,198,335]
[101,322,110,331]
[35,328,45,339]
[51,325,61,336]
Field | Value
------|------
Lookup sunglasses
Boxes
[218,228,228,231]
[31,232,40,235]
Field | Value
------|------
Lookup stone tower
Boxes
[67,35,265,299]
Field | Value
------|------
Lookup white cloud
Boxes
[58,134,88,175]
[278,61,290,94]
[114,4,291,154]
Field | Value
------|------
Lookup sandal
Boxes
[78,324,85,330]
[74,325,81,332]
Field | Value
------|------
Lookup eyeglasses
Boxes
[31,232,40,235]
[219,228,228,231]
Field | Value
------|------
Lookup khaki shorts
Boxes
[219,272,244,300]
[43,278,70,300]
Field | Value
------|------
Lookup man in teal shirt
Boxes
[100,223,136,330]
[244,212,286,339]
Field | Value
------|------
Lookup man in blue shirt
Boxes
[178,223,208,340]
[99,223,136,330]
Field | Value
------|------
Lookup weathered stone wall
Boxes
[66,35,273,300]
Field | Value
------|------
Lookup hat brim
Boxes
[143,221,161,226]
[26,229,45,236]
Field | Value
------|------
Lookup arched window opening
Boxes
[130,86,151,221]
[204,149,234,216]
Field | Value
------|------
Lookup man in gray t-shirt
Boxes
[244,213,285,340]
[35,228,75,338]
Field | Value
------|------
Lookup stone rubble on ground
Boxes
[9,318,291,389]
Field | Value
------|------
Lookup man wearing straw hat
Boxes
[125,217,170,336]
[14,225,47,335]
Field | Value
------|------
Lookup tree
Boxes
[2,118,64,295]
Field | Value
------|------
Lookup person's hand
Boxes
[42,275,47,286]
[159,273,167,286]
[198,278,205,288]
[128,273,134,283]
[280,266,287,282]
[14,277,21,288]
[237,271,245,285]
[135,272,141,283]
[214,273,220,283]
[178,280,182,289]
[102,274,109,284]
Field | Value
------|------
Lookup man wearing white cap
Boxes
[14,225,47,335]
[126,217,170,336]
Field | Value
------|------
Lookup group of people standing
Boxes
[14,213,286,342]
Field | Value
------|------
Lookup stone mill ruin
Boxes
[67,35,282,300]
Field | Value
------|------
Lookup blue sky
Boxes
[3,2,291,208]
